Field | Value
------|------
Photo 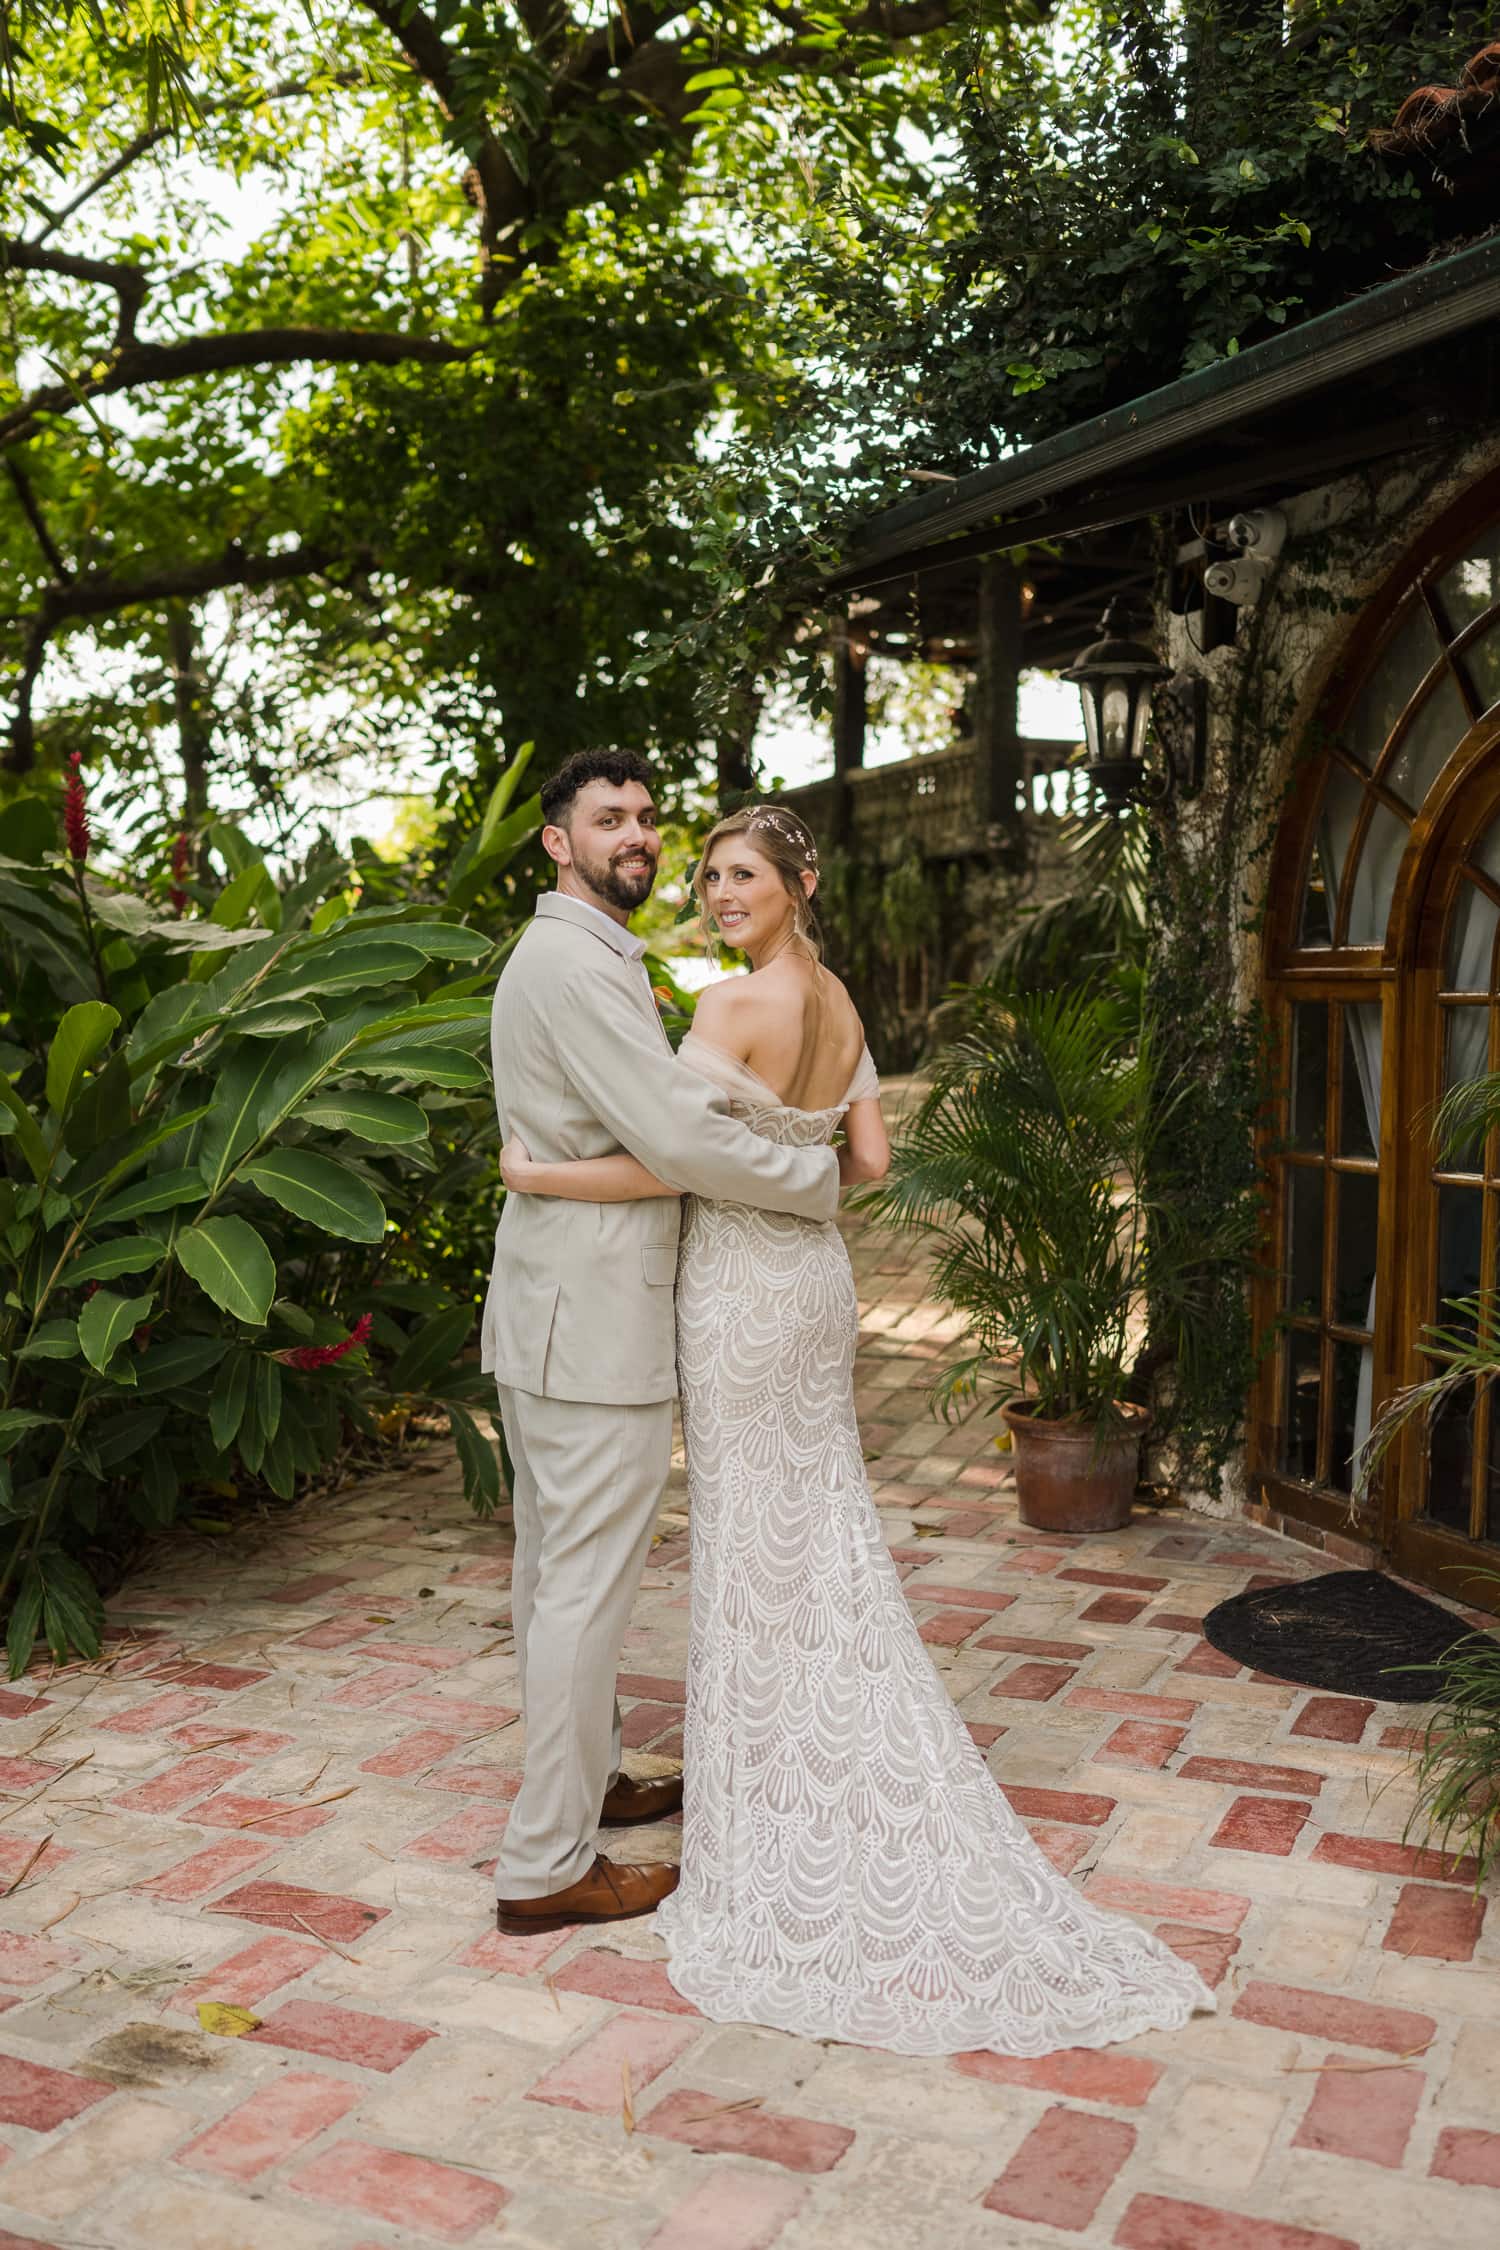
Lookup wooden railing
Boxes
[780,737,1087,865]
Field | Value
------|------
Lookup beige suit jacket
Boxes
[481,893,840,1404]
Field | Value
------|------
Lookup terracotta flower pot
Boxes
[1002,1400,1149,1535]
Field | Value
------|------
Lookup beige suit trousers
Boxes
[494,1383,674,1898]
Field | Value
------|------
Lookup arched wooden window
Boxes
[1258,482,1500,1613]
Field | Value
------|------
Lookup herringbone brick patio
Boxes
[0,1202,1497,2249]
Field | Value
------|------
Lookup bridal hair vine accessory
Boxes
[748,808,819,867]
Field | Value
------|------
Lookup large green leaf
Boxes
[6,1562,44,1678]
[88,1402,168,1470]
[195,1039,299,1194]
[389,1303,474,1391]
[211,861,276,930]
[137,1332,228,1393]
[446,1403,501,1513]
[63,1050,132,1157]
[17,1319,79,1362]
[176,1217,276,1325]
[447,791,544,910]
[91,1167,205,1226]
[240,1149,386,1242]
[46,1001,121,1117]
[294,1090,430,1144]
[66,1235,166,1287]
[0,1076,49,1183]
[228,999,325,1038]
[0,1409,59,1453]
[64,1103,211,1202]
[38,1551,104,1666]
[209,1350,252,1453]
[78,1288,154,1372]
[254,942,430,1006]
[357,1043,489,1088]
[325,920,494,962]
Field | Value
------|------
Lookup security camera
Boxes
[1203,558,1266,605]
[1224,507,1286,560]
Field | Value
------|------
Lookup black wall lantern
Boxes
[1061,599,1206,811]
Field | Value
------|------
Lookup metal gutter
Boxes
[833,232,1500,591]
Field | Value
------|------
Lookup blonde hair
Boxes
[692,802,823,961]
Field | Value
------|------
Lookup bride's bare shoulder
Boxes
[688,976,756,1049]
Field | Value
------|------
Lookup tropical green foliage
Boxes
[0,752,542,1675]
[636,0,1491,731]
[1401,1586,1500,1896]
[860,978,1257,1435]
[1,0,1022,836]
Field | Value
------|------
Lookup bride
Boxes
[498,802,1213,2057]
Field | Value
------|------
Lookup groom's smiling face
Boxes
[548,778,662,914]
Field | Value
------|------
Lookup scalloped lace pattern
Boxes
[655,1083,1216,2056]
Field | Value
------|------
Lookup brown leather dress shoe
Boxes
[496,1854,679,1936]
[599,1770,685,1827]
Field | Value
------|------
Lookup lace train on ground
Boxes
[654,1035,1215,2056]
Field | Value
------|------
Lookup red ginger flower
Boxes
[276,1313,373,1372]
[169,830,191,917]
[62,753,89,864]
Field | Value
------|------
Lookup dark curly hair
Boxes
[540,748,657,826]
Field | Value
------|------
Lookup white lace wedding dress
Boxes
[654,1031,1215,2056]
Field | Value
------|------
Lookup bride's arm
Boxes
[500,1137,682,1202]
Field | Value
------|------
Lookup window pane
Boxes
[1339,1004,1380,1157]
[1384,671,1468,810]
[1291,1003,1328,1150]
[1286,1165,1324,1317]
[1461,615,1500,717]
[1437,1184,1483,1324]
[1436,526,1500,634]
[1445,879,1500,989]
[1426,1380,1475,1533]
[1334,1170,1380,1329]
[1280,1330,1321,1482]
[1343,803,1412,945]
[1328,1338,1368,1495]
[1346,603,1444,769]
[1300,838,1334,948]
[1485,1395,1500,1545]
[1443,1005,1491,1106]
[1318,762,1365,932]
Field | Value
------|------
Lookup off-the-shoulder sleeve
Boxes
[845,1044,880,1105]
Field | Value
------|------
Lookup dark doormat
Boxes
[1201,1569,1492,1702]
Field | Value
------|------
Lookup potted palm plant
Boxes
[861,978,1241,1534]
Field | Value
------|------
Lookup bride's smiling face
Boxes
[701,836,804,956]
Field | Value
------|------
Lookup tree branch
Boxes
[354,0,530,303]
[3,538,376,775]
[3,456,72,580]
[1,239,148,344]
[0,326,472,450]
[28,73,373,247]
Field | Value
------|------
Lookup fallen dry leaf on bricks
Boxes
[0,1833,53,1897]
[196,2003,261,2038]
[677,2096,765,2126]
[621,2061,636,2135]
[237,1787,353,1829]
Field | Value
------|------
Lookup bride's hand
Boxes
[500,1136,536,1192]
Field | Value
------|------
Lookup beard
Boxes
[574,841,657,912]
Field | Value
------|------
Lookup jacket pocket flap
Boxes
[641,1244,677,1287]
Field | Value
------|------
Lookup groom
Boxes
[482,749,840,1934]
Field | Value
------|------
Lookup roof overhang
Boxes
[831,232,1500,596]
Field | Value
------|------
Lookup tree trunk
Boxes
[166,603,212,842]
